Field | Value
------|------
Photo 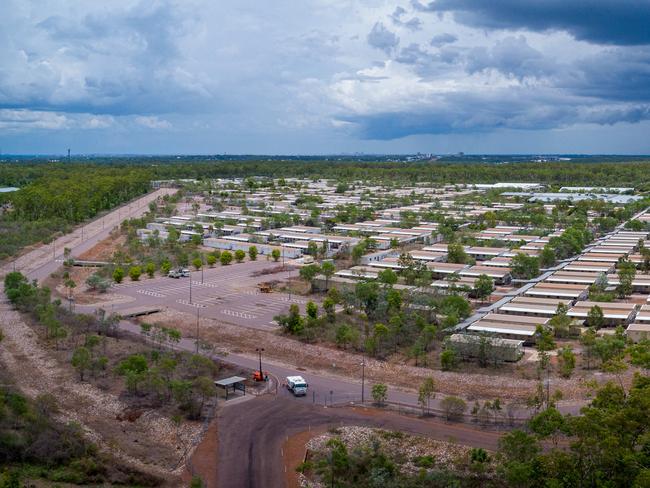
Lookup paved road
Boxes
[215,394,503,488]
[0,188,177,281]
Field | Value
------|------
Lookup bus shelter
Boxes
[214,376,247,400]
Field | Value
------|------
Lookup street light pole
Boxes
[256,347,265,378]
[189,270,192,304]
[195,307,200,354]
[361,355,365,404]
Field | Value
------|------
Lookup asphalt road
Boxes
[216,394,503,488]
[1,187,177,282]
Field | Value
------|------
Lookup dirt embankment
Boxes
[0,297,201,486]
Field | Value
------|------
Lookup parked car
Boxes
[168,268,190,278]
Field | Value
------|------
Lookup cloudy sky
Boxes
[1,0,650,154]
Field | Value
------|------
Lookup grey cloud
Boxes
[465,36,547,79]
[390,7,422,31]
[427,0,650,46]
[395,43,430,64]
[567,48,650,102]
[0,1,208,116]
[341,87,650,140]
[411,0,436,12]
[430,33,458,46]
[367,22,400,53]
[390,6,407,21]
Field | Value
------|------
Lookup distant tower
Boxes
[67,148,71,162]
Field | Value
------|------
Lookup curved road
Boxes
[216,393,503,488]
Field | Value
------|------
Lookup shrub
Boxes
[128,266,141,281]
[220,251,233,265]
[271,249,281,262]
[112,267,124,283]
[441,396,467,421]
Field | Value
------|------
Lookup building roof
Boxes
[568,301,637,320]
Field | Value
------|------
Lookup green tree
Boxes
[86,273,110,292]
[161,260,172,275]
[473,274,494,302]
[71,347,91,381]
[322,297,336,322]
[192,257,203,271]
[206,253,217,267]
[299,264,321,292]
[447,242,467,264]
[557,346,576,378]
[276,304,304,335]
[587,304,605,329]
[417,377,436,416]
[580,327,598,369]
[145,261,156,278]
[378,268,398,286]
[441,395,467,421]
[234,249,246,262]
[248,245,258,261]
[128,266,142,281]
[539,245,556,268]
[549,302,571,338]
[371,383,387,406]
[617,258,636,298]
[320,261,335,290]
[536,325,556,352]
[440,348,459,371]
[306,301,318,320]
[529,407,566,446]
[335,324,358,349]
[113,267,125,283]
[271,248,281,262]
[220,250,233,265]
[511,252,540,280]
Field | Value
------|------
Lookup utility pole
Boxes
[189,270,192,304]
[256,347,265,378]
[546,365,550,408]
[361,355,366,403]
[195,308,200,354]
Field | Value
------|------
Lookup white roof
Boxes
[286,375,306,383]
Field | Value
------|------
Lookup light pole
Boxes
[195,307,200,354]
[189,269,192,304]
[361,355,366,404]
[256,347,265,378]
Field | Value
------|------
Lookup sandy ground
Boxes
[0,295,202,485]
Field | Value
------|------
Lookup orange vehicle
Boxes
[258,283,272,293]
[252,370,268,382]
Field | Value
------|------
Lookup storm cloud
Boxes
[1,0,649,154]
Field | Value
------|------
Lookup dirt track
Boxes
[193,392,503,488]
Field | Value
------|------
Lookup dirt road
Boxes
[212,393,503,488]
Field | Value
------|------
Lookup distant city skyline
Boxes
[1,1,649,154]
